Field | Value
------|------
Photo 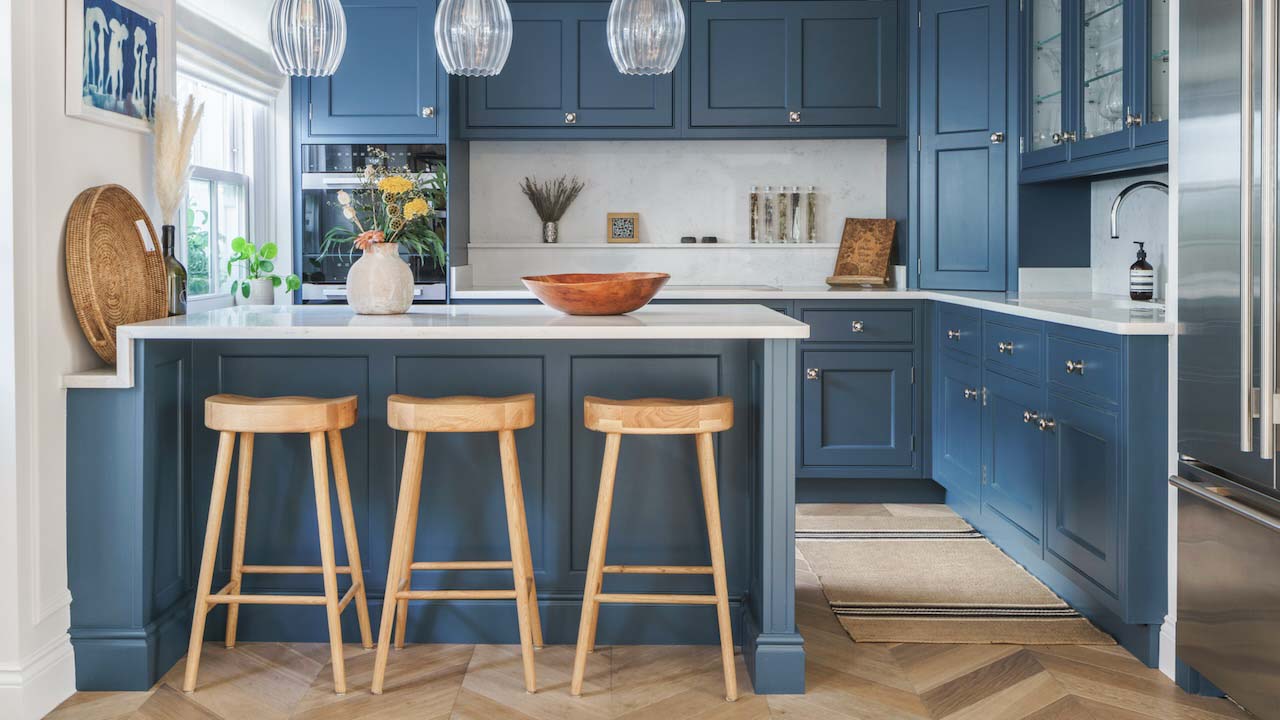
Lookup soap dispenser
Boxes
[1130,242,1154,301]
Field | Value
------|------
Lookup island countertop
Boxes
[64,304,810,389]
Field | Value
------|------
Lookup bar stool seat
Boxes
[373,393,542,695]
[184,394,372,696]
[584,396,733,435]
[205,394,358,433]
[573,395,739,701]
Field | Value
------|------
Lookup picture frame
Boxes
[66,0,170,133]
[607,212,640,243]
[827,218,897,288]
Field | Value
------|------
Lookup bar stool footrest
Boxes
[397,589,519,601]
[594,593,720,605]
[410,561,514,571]
[240,564,354,575]
[602,565,714,575]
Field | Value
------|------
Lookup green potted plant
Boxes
[227,236,301,306]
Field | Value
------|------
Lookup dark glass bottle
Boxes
[162,225,188,316]
[1129,241,1154,301]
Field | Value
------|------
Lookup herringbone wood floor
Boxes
[47,507,1254,720]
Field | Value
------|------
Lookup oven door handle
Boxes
[322,287,425,298]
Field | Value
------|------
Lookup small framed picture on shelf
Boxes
[607,212,640,243]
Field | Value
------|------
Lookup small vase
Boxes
[347,243,414,315]
[543,221,559,244]
[235,278,275,306]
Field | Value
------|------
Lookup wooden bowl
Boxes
[521,272,671,316]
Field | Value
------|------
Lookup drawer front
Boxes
[938,304,980,357]
[802,308,915,344]
[1047,333,1121,404]
[983,315,1044,383]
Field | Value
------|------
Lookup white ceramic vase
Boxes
[235,277,276,306]
[347,243,414,315]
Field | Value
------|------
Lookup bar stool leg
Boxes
[310,431,347,694]
[372,431,426,695]
[393,440,425,651]
[225,432,254,649]
[328,429,374,649]
[696,433,739,702]
[499,430,538,693]
[183,431,237,693]
[571,432,622,697]
[504,432,543,649]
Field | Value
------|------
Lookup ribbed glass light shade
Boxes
[607,0,685,76]
[434,0,514,77]
[269,0,348,77]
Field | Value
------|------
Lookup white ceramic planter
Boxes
[235,277,276,306]
[347,243,414,315]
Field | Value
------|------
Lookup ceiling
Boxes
[182,0,272,52]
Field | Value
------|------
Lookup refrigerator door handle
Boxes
[1261,0,1277,459]
[1171,475,1280,532]
[1243,0,1257,452]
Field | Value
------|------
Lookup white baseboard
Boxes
[1159,617,1177,679]
[0,634,76,720]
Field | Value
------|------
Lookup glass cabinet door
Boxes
[1134,0,1170,145]
[1074,0,1130,155]
[1027,0,1068,163]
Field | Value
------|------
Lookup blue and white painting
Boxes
[78,0,158,122]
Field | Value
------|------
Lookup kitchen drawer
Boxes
[802,308,915,344]
[1047,330,1121,405]
[983,314,1044,384]
[937,304,980,357]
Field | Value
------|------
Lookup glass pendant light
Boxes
[269,0,348,77]
[607,0,685,76]
[435,0,514,77]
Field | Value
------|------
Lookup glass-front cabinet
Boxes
[1020,0,1169,179]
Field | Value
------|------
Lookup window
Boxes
[177,74,265,297]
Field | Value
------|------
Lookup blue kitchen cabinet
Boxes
[306,0,445,139]
[981,370,1046,545]
[688,0,902,136]
[917,0,1008,290]
[460,2,677,135]
[933,353,983,501]
[1019,0,1168,182]
[801,350,916,469]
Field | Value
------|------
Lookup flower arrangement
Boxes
[323,147,447,267]
[520,175,585,224]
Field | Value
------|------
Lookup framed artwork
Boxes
[66,0,169,133]
[607,212,640,243]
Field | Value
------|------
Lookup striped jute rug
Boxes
[796,504,1114,645]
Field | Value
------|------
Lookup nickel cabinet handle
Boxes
[947,329,961,340]
[789,111,802,123]
[998,341,1014,355]
[564,112,578,125]
[1038,417,1057,432]
[1065,360,1086,375]
[963,388,979,400]
[421,106,436,118]
[851,320,865,333]
[806,368,821,380]
[990,131,1005,144]
[1051,131,1077,144]
[1125,112,1143,127]
[1023,410,1040,424]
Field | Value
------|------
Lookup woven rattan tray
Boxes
[65,185,167,365]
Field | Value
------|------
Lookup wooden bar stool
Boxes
[372,394,542,695]
[184,395,373,695]
[571,396,739,701]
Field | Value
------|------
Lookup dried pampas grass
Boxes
[153,96,204,225]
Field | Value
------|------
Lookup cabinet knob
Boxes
[1038,417,1057,432]
[990,131,1005,144]
[806,368,821,380]
[964,388,979,400]
[564,112,578,125]
[1023,409,1040,424]
[851,320,865,333]
[421,106,436,118]
[1065,359,1086,375]
[1125,112,1144,128]
[998,341,1014,355]
[788,111,802,124]
[947,329,961,340]
[1051,131,1077,144]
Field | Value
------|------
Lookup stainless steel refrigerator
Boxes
[1176,0,1280,713]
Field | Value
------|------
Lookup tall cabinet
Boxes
[1021,0,1169,180]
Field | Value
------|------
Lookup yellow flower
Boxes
[378,176,414,195]
[404,197,431,220]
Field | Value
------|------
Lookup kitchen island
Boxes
[62,304,810,694]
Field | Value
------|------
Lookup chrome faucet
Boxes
[1110,180,1169,239]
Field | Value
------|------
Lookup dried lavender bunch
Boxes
[520,176,585,222]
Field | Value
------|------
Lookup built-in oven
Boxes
[297,144,448,303]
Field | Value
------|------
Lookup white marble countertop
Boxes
[453,284,1172,336]
[63,304,810,389]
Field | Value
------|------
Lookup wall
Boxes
[1090,170,1171,299]
[1,0,175,716]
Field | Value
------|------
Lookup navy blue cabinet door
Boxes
[308,0,443,137]
[981,372,1045,543]
[1044,392,1121,594]
[466,2,674,128]
[934,354,983,499]
[802,350,915,468]
[690,0,899,129]
[918,0,1007,291]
